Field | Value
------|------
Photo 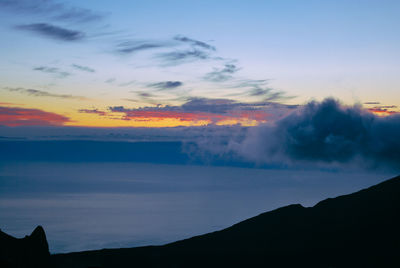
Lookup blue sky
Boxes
[0,0,399,127]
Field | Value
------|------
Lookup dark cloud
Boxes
[373,105,397,109]
[72,64,95,73]
[0,0,104,22]
[137,92,153,98]
[364,102,380,105]
[198,98,400,169]
[32,66,71,78]
[157,49,210,65]
[0,105,70,126]
[110,97,292,115]
[116,41,166,54]
[174,35,216,51]
[106,97,295,125]
[148,81,183,90]
[204,64,239,82]
[16,23,85,41]
[109,106,126,112]
[4,87,87,100]
[181,97,238,114]
[78,109,107,116]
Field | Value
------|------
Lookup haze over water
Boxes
[0,161,393,253]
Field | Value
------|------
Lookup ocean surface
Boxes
[0,161,394,253]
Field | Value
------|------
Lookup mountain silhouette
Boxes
[51,175,400,268]
[0,226,50,268]
[2,175,399,267]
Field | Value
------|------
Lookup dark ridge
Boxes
[0,226,50,268]
[50,175,400,268]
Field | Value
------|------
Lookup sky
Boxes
[1,0,400,253]
[1,0,400,127]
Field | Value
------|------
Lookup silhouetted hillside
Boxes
[51,175,400,268]
[0,226,50,268]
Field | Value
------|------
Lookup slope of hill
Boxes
[51,175,400,268]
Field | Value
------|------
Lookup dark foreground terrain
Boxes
[2,175,400,267]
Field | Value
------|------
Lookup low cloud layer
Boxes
[106,97,291,125]
[191,98,400,169]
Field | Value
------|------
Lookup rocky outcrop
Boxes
[0,226,50,268]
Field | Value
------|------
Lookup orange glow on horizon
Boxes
[368,108,399,117]
[68,108,271,127]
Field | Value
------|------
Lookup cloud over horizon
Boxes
[189,98,400,169]
[103,97,296,126]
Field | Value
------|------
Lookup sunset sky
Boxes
[1,0,399,127]
[1,1,400,254]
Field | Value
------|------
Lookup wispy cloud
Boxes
[137,92,154,98]
[0,0,104,23]
[204,64,240,82]
[231,79,293,102]
[105,78,116,84]
[118,81,136,87]
[115,41,167,54]
[72,64,95,73]
[148,81,183,90]
[0,105,70,126]
[4,87,87,100]
[128,91,161,106]
[114,36,216,60]
[32,66,71,78]
[16,23,85,41]
[174,35,216,51]
[157,49,211,65]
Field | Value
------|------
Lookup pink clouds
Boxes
[0,106,70,126]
